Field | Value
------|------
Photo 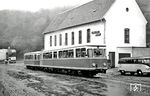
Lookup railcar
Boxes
[24,46,108,77]
[24,51,41,67]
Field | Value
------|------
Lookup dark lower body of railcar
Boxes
[24,58,107,77]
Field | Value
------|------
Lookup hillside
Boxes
[0,8,71,59]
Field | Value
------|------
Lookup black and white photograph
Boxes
[0,0,150,96]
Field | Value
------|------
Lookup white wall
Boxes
[44,21,106,50]
[104,0,147,66]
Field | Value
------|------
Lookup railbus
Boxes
[118,57,150,76]
[24,46,108,77]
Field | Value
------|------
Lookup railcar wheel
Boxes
[130,72,135,76]
[88,72,94,77]
[66,70,71,75]
[102,69,106,73]
[120,70,126,75]
[137,70,143,76]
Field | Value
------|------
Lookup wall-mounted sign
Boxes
[92,31,101,36]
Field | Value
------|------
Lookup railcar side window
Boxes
[87,49,93,57]
[53,52,57,59]
[138,59,142,63]
[25,55,33,60]
[76,48,87,58]
[49,52,52,59]
[59,51,63,58]
[37,55,40,60]
[63,50,68,58]
[81,48,86,57]
[43,52,52,59]
[76,49,81,58]
[68,49,74,58]
[34,55,37,60]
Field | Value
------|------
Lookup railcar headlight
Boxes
[92,63,97,67]
[103,63,106,67]
[145,66,150,70]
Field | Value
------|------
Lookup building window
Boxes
[124,28,130,43]
[79,30,82,44]
[50,36,52,46]
[126,8,129,12]
[54,35,57,46]
[72,32,74,45]
[59,34,62,46]
[65,33,68,45]
[87,29,91,43]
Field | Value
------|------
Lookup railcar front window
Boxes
[94,49,102,57]
[25,55,28,60]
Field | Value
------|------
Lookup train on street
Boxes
[24,46,108,77]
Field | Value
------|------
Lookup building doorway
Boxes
[109,52,115,68]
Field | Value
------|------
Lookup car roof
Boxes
[120,57,150,60]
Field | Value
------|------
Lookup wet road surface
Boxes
[0,62,150,96]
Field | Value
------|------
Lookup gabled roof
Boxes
[43,0,115,34]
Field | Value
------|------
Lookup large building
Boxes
[43,0,147,67]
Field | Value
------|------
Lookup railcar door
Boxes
[109,52,115,68]
[35,54,40,65]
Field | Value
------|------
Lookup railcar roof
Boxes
[24,51,41,55]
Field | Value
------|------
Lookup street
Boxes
[0,62,150,96]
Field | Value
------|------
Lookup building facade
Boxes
[43,0,147,67]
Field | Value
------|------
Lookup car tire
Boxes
[120,70,126,75]
[137,70,143,76]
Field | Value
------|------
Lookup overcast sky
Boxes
[0,0,93,12]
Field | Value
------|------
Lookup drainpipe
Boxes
[102,18,106,44]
